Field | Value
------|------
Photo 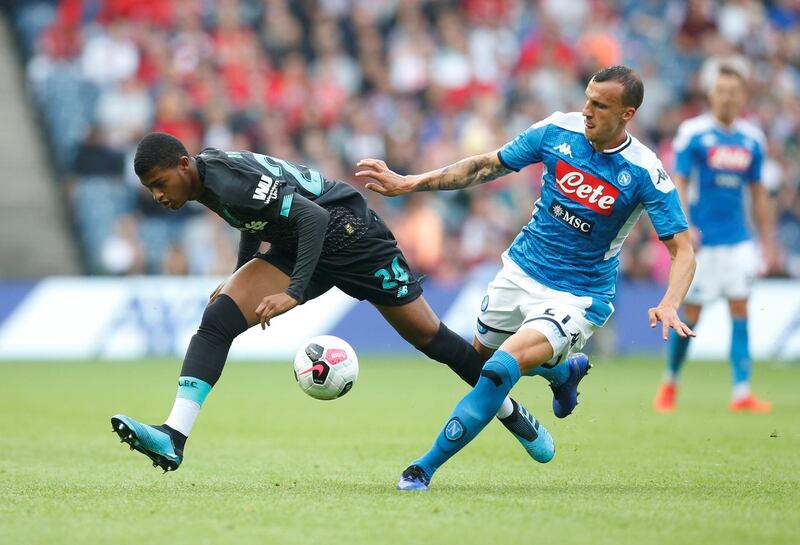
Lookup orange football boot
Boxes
[653,382,677,413]
[729,395,772,413]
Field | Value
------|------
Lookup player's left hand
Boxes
[648,304,696,341]
[256,292,298,329]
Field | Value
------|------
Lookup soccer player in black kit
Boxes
[111,132,546,472]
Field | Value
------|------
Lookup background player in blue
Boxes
[110,133,549,472]
[653,65,776,413]
[357,66,697,491]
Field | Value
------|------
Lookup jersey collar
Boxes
[601,133,632,155]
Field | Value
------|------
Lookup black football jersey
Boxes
[195,148,369,251]
[194,148,371,300]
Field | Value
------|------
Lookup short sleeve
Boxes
[747,131,766,184]
[640,160,689,239]
[671,123,694,178]
[497,114,559,171]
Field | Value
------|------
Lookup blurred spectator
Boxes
[80,19,139,87]
[99,213,146,275]
[392,193,445,277]
[4,0,797,280]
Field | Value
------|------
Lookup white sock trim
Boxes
[496,396,514,419]
[732,382,751,400]
[164,397,201,437]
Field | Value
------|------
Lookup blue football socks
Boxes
[666,322,695,380]
[528,359,571,385]
[413,350,521,477]
[730,318,752,386]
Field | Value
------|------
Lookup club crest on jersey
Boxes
[252,175,279,203]
[554,160,619,216]
[617,171,632,187]
[549,202,594,235]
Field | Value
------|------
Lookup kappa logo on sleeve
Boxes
[252,175,279,203]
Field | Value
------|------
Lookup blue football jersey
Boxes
[672,113,765,246]
[498,112,688,325]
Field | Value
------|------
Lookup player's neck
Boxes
[590,130,628,153]
[187,157,204,200]
[713,113,736,130]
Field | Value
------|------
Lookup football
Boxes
[293,335,359,400]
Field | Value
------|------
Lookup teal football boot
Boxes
[111,414,183,472]
[500,399,555,463]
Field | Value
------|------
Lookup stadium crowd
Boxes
[5,0,800,280]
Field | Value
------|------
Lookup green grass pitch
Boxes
[1,356,798,545]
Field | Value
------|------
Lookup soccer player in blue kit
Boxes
[356,65,697,490]
[653,65,775,413]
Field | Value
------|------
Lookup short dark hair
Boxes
[591,65,644,110]
[133,132,189,177]
[717,64,747,85]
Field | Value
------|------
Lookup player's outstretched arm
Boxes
[355,151,512,196]
[648,230,697,340]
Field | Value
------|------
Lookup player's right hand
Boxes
[355,159,417,196]
[209,281,226,303]
[648,304,696,341]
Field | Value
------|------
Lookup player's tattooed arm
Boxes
[414,152,512,191]
[356,151,511,196]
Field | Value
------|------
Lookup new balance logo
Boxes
[554,143,573,158]
[252,175,278,202]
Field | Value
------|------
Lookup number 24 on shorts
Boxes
[374,257,409,289]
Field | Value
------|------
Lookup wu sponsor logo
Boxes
[252,175,279,202]
[554,142,573,158]
[549,201,594,235]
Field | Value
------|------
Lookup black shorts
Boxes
[256,211,423,307]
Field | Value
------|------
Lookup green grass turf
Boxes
[0,356,798,545]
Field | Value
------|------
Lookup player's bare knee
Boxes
[498,330,556,374]
[729,299,748,319]
[409,320,440,347]
[683,304,702,325]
